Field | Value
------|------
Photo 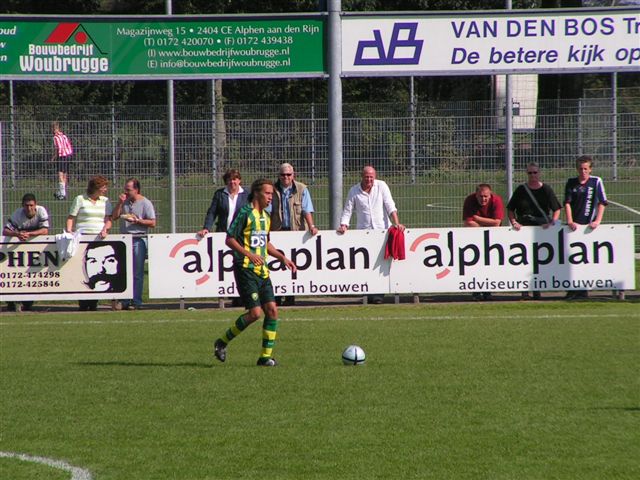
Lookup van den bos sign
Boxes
[342,9,640,76]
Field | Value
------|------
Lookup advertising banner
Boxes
[342,9,640,76]
[392,224,635,293]
[148,225,635,298]
[0,15,325,79]
[0,235,132,301]
[148,231,390,298]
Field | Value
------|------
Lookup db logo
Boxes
[354,22,423,66]
[410,232,451,280]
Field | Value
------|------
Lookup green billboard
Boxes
[0,15,326,79]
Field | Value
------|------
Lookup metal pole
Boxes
[211,80,217,182]
[409,76,416,184]
[505,78,514,201]
[0,121,4,228]
[612,72,618,181]
[311,103,316,184]
[167,0,176,232]
[328,0,343,229]
[111,102,117,186]
[505,1,514,201]
[9,80,16,189]
[577,98,583,156]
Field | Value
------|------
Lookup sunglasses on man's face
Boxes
[280,173,293,177]
[527,171,539,174]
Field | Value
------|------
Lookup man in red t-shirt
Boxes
[462,184,504,300]
[463,183,504,227]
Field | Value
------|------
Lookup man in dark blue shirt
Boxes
[564,155,608,230]
[563,155,608,299]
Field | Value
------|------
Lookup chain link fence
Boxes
[1,95,639,247]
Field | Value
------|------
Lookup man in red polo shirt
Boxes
[463,183,504,227]
[462,183,504,300]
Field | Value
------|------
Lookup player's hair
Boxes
[222,168,241,183]
[126,177,141,193]
[576,155,593,168]
[87,175,109,196]
[248,178,273,202]
[22,193,36,204]
[476,183,492,192]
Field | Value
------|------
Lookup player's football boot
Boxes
[256,357,278,367]
[213,339,227,363]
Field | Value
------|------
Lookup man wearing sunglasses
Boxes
[270,163,319,306]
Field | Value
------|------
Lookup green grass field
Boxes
[1,302,639,479]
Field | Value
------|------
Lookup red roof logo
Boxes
[44,23,106,53]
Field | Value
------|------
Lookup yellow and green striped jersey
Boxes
[227,204,271,278]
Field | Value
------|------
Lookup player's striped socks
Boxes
[260,317,278,359]
[221,315,249,344]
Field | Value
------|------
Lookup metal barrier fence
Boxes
[1,97,639,247]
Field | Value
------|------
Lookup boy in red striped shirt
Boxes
[52,121,73,200]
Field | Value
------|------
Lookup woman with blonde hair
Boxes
[66,175,113,311]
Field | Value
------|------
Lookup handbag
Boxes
[521,184,551,225]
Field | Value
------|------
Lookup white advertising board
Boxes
[391,224,635,293]
[0,235,133,301]
[148,225,635,298]
[342,9,640,76]
[148,231,390,298]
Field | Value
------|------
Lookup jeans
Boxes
[132,237,147,307]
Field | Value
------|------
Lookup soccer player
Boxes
[213,178,297,367]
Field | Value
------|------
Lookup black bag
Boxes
[519,214,548,226]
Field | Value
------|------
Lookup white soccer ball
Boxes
[342,345,366,365]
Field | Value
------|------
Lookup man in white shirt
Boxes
[338,166,405,233]
[3,193,50,312]
[337,166,405,304]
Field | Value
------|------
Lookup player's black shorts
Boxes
[233,267,275,309]
[55,155,72,174]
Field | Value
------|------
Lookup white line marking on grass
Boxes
[608,200,640,216]
[0,451,93,480]
[0,317,226,327]
[426,203,459,210]
[1,312,637,327]
[289,313,640,322]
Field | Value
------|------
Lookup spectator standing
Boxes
[213,179,297,367]
[2,193,50,312]
[507,163,561,300]
[337,166,405,304]
[66,175,113,311]
[51,122,73,200]
[112,178,156,310]
[197,168,249,237]
[270,162,319,306]
[462,184,504,300]
[563,155,608,300]
[197,168,249,307]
